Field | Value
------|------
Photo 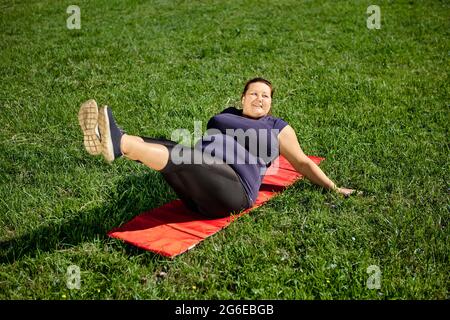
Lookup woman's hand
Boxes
[278,126,363,198]
[335,187,361,198]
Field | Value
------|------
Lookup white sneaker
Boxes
[98,105,124,163]
[78,99,102,155]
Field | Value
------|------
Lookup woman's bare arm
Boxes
[278,125,356,197]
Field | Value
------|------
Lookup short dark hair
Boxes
[241,77,274,99]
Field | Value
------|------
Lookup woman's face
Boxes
[241,82,272,119]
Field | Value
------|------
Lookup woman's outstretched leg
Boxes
[80,102,250,217]
[121,134,169,171]
[97,105,170,171]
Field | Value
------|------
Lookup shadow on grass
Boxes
[0,164,313,265]
[0,172,174,264]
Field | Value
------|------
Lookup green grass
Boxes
[0,0,448,300]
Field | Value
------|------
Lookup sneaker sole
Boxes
[98,106,115,163]
[78,99,101,155]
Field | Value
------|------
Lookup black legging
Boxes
[140,136,252,218]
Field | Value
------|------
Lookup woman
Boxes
[78,78,356,218]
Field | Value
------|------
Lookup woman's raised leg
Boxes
[120,134,169,171]
[96,105,170,171]
[85,104,250,217]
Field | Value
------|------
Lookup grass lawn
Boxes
[0,0,448,300]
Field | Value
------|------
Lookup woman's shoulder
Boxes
[265,114,289,131]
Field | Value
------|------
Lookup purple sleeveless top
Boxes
[196,107,289,204]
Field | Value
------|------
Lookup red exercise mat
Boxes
[108,155,324,258]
